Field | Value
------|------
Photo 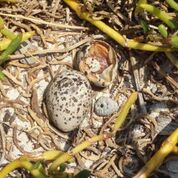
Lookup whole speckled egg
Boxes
[45,67,92,132]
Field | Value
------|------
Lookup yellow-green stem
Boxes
[0,157,32,178]
[0,70,5,80]
[0,90,138,176]
[135,0,147,15]
[49,134,110,172]
[0,28,16,40]
[63,0,175,52]
[112,92,138,133]
[0,156,50,178]
[0,34,22,64]
[166,0,178,11]
[139,3,178,29]
[134,128,178,178]
[0,31,35,51]
[30,150,64,161]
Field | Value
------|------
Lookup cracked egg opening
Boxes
[75,40,119,87]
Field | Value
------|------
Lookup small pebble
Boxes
[94,96,119,116]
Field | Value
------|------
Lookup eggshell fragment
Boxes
[75,40,119,87]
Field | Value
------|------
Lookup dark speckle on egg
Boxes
[45,67,93,132]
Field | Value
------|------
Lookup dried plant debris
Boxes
[0,0,177,178]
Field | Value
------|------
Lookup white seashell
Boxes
[45,67,92,132]
[94,96,119,116]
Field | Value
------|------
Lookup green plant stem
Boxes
[112,92,138,133]
[0,17,16,39]
[63,0,175,52]
[166,0,178,11]
[30,169,50,178]
[0,28,16,39]
[158,24,168,38]
[0,31,35,51]
[0,156,52,178]
[139,3,178,29]
[0,70,5,80]
[0,34,22,64]
[49,134,110,172]
[134,128,178,178]
[30,150,64,161]
[0,157,32,178]
[170,35,178,48]
[135,0,147,14]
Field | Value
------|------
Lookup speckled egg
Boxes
[94,96,119,116]
[45,68,92,132]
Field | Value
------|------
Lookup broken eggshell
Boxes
[45,67,93,132]
[75,40,119,87]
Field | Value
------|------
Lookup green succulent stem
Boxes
[0,156,60,178]
[158,24,168,38]
[0,17,16,39]
[166,0,178,11]
[0,70,5,80]
[0,31,35,51]
[135,0,147,14]
[0,156,50,178]
[138,3,178,29]
[170,35,178,48]
[63,0,176,51]
[134,128,178,178]
[112,92,138,133]
[0,34,22,64]
[30,150,64,161]
[49,134,109,172]
[0,28,16,40]
[0,17,34,51]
